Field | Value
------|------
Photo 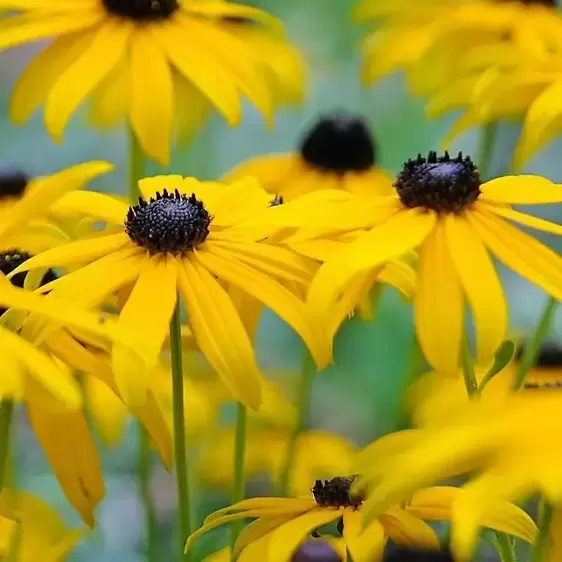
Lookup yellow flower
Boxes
[0,489,85,561]
[224,114,393,201]
[186,476,535,562]
[308,151,562,374]
[355,391,562,560]
[10,176,330,410]
[199,428,356,498]
[1,0,305,164]
[355,0,562,88]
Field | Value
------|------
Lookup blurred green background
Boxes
[1,0,561,560]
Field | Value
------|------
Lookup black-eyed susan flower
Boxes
[186,475,535,561]
[308,151,562,375]
[0,489,85,561]
[355,392,562,560]
[0,0,305,165]
[10,176,330,410]
[224,114,393,201]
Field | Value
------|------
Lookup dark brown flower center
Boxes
[0,167,28,200]
[101,0,178,21]
[311,475,363,508]
[300,114,376,174]
[395,151,481,213]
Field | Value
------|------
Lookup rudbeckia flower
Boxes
[308,151,562,374]
[0,0,305,165]
[0,489,85,561]
[355,0,562,88]
[10,176,330,410]
[186,475,535,561]
[355,392,562,560]
[224,114,393,201]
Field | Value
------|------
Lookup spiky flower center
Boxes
[125,189,212,255]
[0,167,28,200]
[311,475,363,508]
[395,151,480,213]
[101,0,178,20]
[300,115,376,174]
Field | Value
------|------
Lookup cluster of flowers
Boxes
[0,0,562,561]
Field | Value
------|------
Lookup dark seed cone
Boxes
[311,475,363,508]
[0,167,29,200]
[102,0,178,20]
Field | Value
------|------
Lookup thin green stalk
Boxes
[279,350,316,496]
[532,502,553,562]
[128,126,144,202]
[230,403,248,560]
[493,533,517,562]
[0,400,14,490]
[170,301,192,561]
[512,296,557,390]
[478,122,498,180]
[138,426,158,562]
[461,336,478,396]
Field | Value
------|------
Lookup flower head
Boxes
[224,113,393,201]
[1,0,305,164]
[307,151,562,374]
[186,475,535,561]
[10,176,330,410]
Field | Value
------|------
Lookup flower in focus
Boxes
[186,475,534,561]
[355,392,562,559]
[308,151,562,374]
[0,489,85,561]
[1,0,306,164]
[10,176,330,410]
[224,113,393,201]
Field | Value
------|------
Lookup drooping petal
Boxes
[480,175,562,204]
[468,208,562,300]
[267,508,342,562]
[482,202,562,236]
[45,20,132,141]
[414,219,463,374]
[378,259,416,299]
[113,255,177,408]
[343,508,386,562]
[380,506,440,550]
[27,405,104,528]
[206,498,315,523]
[130,27,174,165]
[178,256,262,411]
[234,515,295,559]
[445,213,507,368]
[49,191,129,225]
[308,209,434,320]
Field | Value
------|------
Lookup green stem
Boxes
[512,297,557,391]
[128,126,144,202]
[279,350,315,496]
[138,426,158,562]
[395,335,425,430]
[230,403,248,560]
[170,301,192,561]
[478,122,498,180]
[532,502,553,562]
[0,401,14,490]
[493,533,517,562]
[461,336,478,396]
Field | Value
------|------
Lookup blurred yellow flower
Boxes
[187,476,535,561]
[307,151,562,374]
[0,489,85,561]
[10,176,329,411]
[224,114,393,201]
[356,391,562,559]
[0,0,306,164]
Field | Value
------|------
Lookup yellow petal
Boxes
[414,219,463,374]
[483,202,562,236]
[378,259,416,299]
[480,175,562,204]
[206,498,314,523]
[45,19,132,141]
[49,191,128,225]
[130,27,174,165]
[174,75,211,146]
[113,255,177,408]
[267,508,342,562]
[307,209,434,320]
[197,246,330,370]
[234,515,295,558]
[178,255,263,411]
[445,213,506,367]
[468,208,562,300]
[547,506,562,562]
[343,508,386,562]
[0,161,114,242]
[380,506,440,550]
[27,405,105,528]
